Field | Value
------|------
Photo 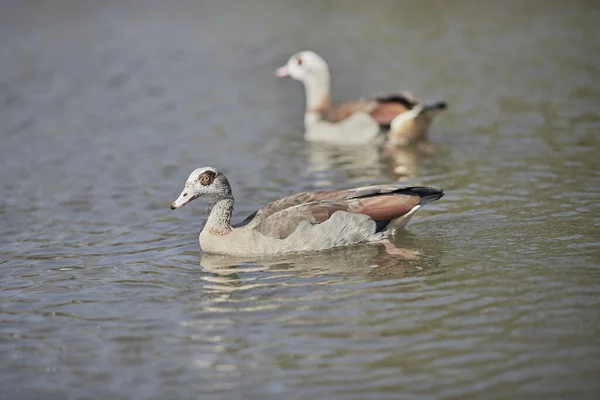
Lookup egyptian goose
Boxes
[276,51,447,146]
[170,167,444,256]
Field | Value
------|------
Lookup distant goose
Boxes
[276,51,447,146]
[170,167,444,256]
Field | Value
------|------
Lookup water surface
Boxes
[1,1,599,399]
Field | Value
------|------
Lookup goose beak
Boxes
[170,187,196,210]
[275,65,289,78]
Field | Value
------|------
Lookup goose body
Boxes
[170,167,444,256]
[276,51,447,146]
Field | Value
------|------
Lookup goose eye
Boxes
[198,170,216,186]
[199,174,212,186]
[296,57,303,66]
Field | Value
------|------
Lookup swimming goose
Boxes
[170,167,444,256]
[276,51,447,145]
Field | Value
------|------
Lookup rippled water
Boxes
[1,1,600,399]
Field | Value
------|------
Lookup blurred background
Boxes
[0,1,599,399]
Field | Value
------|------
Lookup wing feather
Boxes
[253,188,429,239]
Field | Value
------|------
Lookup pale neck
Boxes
[303,73,330,114]
[203,197,234,235]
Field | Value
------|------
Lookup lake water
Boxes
[1,1,599,399]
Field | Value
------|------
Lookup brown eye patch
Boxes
[199,170,216,186]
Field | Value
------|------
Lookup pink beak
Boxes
[275,65,290,78]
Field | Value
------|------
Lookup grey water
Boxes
[1,1,599,399]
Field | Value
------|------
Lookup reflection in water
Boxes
[179,244,438,393]
[199,241,427,282]
[305,137,446,181]
[305,142,385,187]
[305,138,444,181]
[179,240,444,395]
[382,144,424,178]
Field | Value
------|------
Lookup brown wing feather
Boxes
[252,185,414,224]
[322,93,420,125]
[368,102,411,126]
[253,189,425,239]
[324,100,377,123]
[355,195,420,221]
[369,93,420,126]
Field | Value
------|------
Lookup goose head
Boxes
[170,167,232,210]
[276,51,329,83]
[276,51,331,113]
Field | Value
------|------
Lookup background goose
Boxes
[276,51,447,146]
[170,167,444,256]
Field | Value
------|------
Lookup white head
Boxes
[276,50,330,83]
[276,51,331,113]
[170,167,232,210]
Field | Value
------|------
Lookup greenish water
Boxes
[1,1,599,399]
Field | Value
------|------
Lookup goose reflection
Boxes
[199,240,425,282]
[304,139,435,182]
[381,142,437,178]
[305,142,385,187]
